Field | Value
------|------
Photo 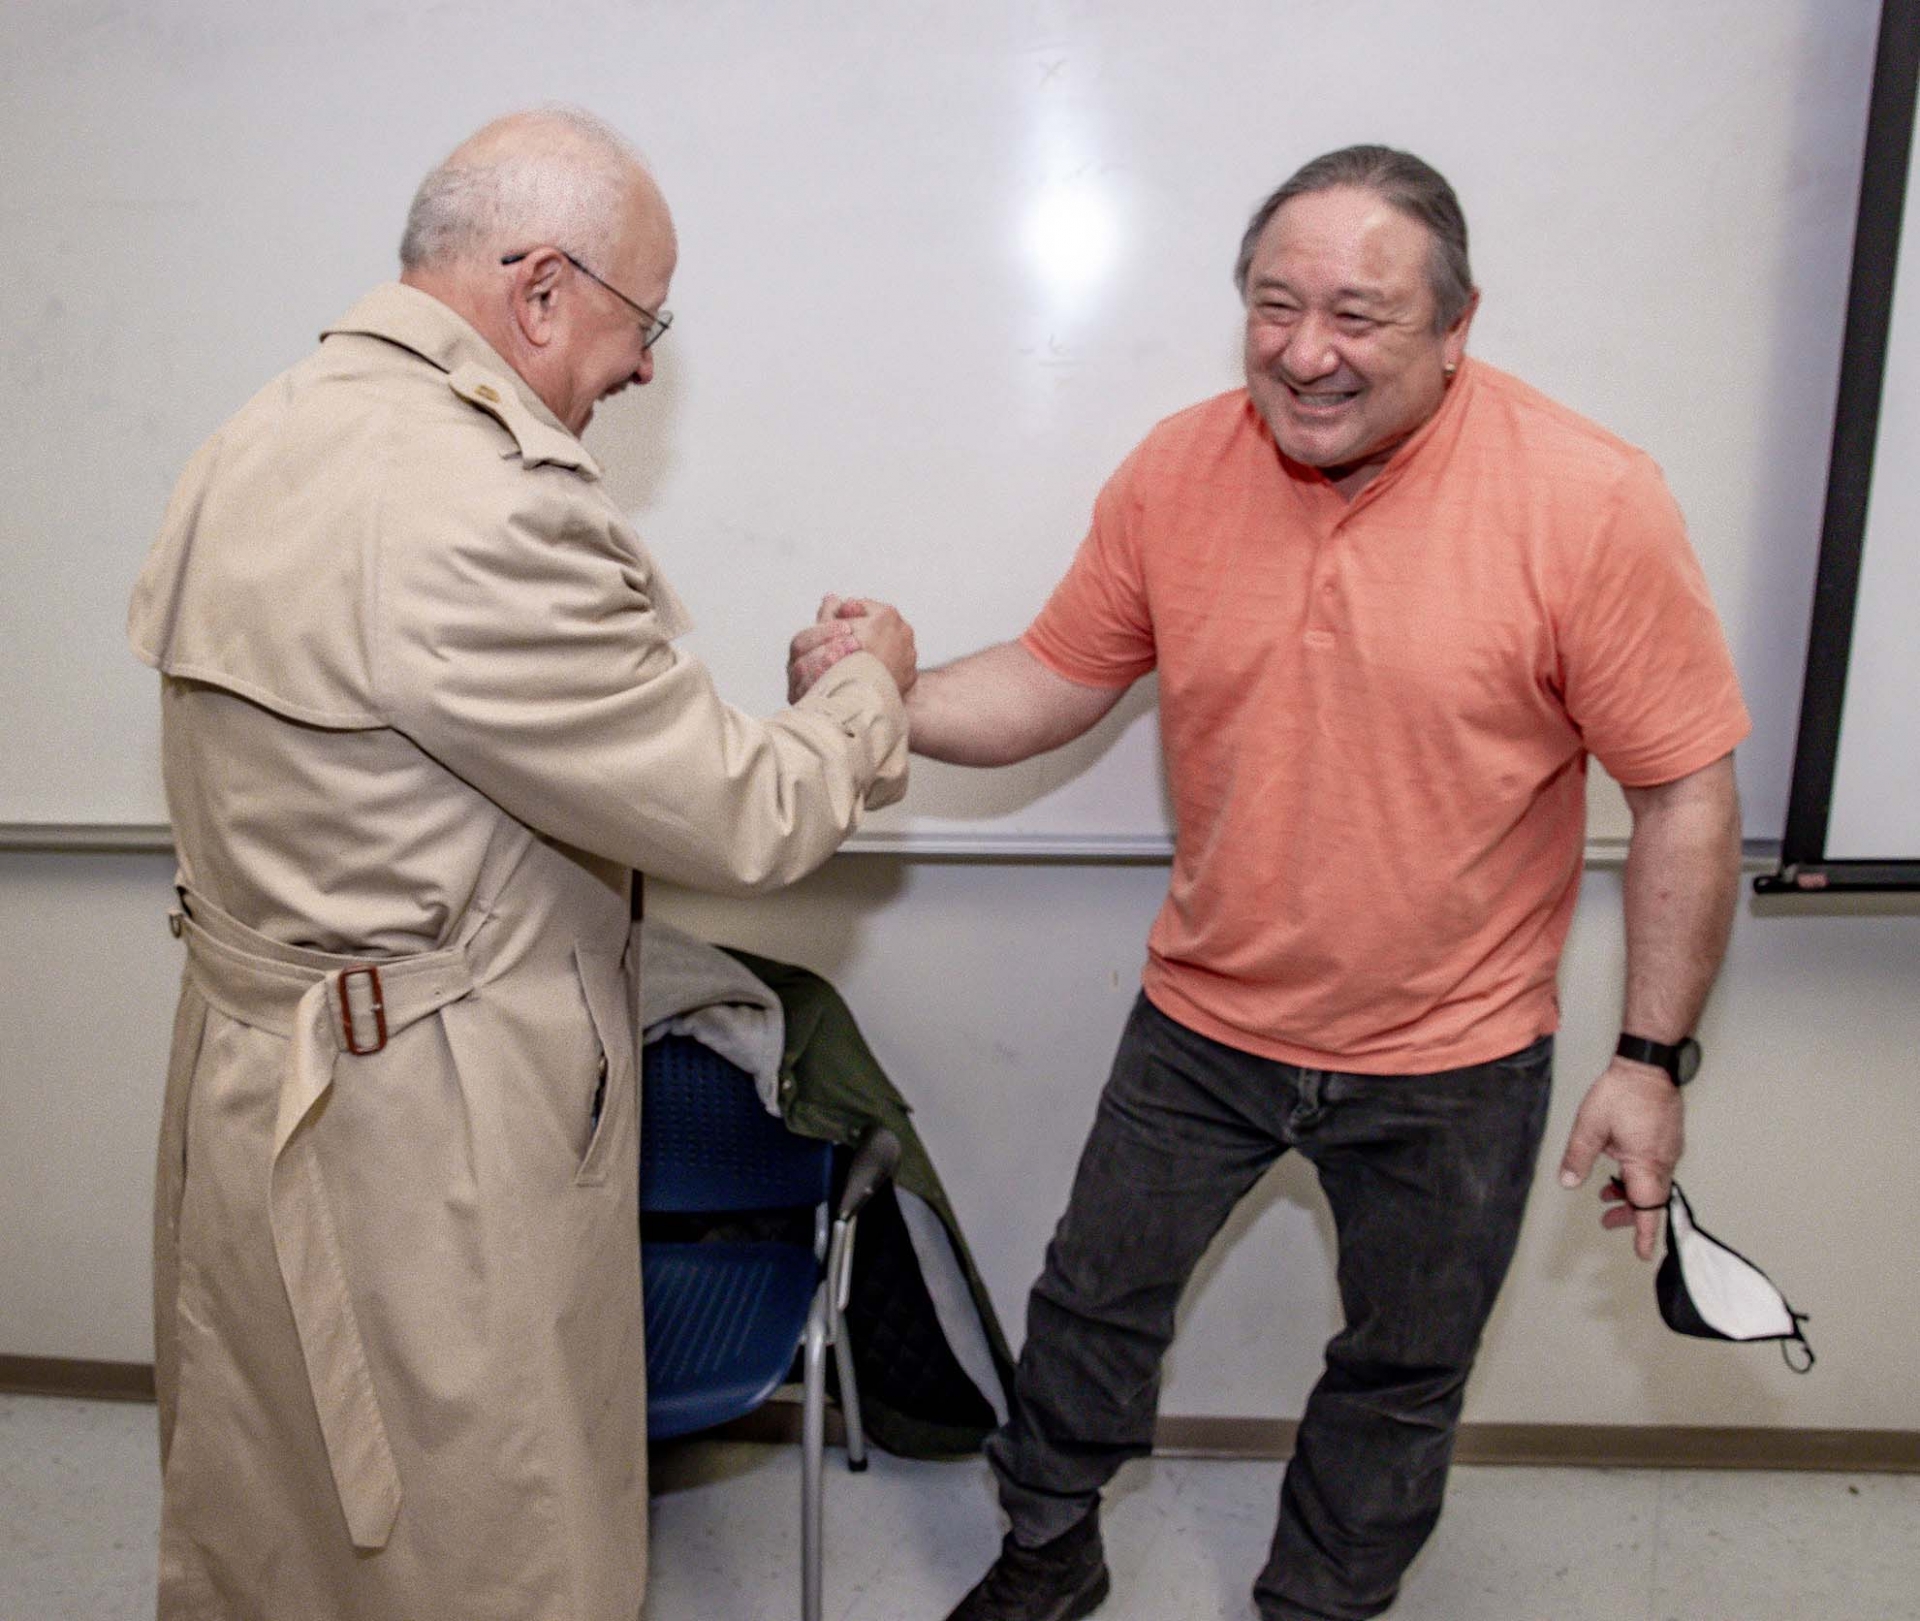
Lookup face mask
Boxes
[1637,1181,1815,1372]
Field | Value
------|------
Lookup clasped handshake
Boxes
[785,595,918,705]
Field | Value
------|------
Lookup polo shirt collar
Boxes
[1268,356,1478,514]
[1355,355,1476,506]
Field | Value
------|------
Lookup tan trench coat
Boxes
[127,283,907,1620]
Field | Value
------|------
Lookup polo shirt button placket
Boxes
[1308,568,1337,644]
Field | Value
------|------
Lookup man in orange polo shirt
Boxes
[797,145,1746,1621]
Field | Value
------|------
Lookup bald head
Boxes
[397,108,677,436]
[399,107,663,276]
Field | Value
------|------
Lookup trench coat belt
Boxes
[174,892,480,1552]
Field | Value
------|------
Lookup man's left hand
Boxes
[1557,1059,1683,1262]
[787,595,918,703]
[788,597,860,703]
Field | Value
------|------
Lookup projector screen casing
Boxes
[1767,0,1920,894]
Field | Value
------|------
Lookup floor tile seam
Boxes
[1643,1466,1668,1621]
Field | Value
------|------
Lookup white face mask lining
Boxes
[1655,1182,1814,1373]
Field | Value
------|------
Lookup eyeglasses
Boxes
[500,248,673,351]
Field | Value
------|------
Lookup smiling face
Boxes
[1241,185,1475,496]
[553,179,677,435]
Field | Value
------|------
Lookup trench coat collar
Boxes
[323,283,603,480]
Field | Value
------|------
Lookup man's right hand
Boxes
[787,595,918,702]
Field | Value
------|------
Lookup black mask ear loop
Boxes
[1606,1175,1666,1213]
[1780,1328,1816,1374]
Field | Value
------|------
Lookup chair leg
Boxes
[802,1285,829,1621]
[831,1303,869,1472]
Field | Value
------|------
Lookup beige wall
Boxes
[3,849,1915,1431]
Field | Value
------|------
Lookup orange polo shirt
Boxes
[1022,360,1750,1073]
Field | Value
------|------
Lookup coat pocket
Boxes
[571,944,635,1187]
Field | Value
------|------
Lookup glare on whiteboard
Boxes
[1025,184,1120,304]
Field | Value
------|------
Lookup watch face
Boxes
[1676,1038,1702,1085]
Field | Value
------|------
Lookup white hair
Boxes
[398,106,644,273]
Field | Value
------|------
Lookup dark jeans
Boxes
[986,995,1552,1621]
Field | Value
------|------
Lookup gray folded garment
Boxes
[636,918,787,1114]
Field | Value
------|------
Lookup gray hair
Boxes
[1233,145,1475,333]
[399,107,643,273]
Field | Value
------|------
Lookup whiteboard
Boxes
[1829,63,1920,862]
[0,0,1880,847]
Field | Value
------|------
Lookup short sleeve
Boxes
[1559,455,1751,786]
[1020,443,1157,688]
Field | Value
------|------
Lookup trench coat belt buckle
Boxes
[335,966,387,1054]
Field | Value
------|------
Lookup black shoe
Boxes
[943,1512,1112,1621]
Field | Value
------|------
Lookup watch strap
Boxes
[1616,1032,1698,1086]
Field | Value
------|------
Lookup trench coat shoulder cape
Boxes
[125,282,907,1621]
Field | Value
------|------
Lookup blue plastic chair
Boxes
[640,1033,899,1621]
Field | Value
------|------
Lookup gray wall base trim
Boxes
[0,1356,156,1402]
[688,1402,1920,1473]
[7,1360,1913,1473]
[1149,1415,1920,1473]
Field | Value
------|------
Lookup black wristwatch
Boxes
[1616,1032,1701,1087]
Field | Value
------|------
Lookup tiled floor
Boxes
[5,1394,1916,1620]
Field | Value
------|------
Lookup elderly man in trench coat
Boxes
[126,108,913,1621]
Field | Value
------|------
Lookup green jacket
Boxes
[725,948,1016,1458]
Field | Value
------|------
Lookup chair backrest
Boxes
[640,1034,834,1214]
